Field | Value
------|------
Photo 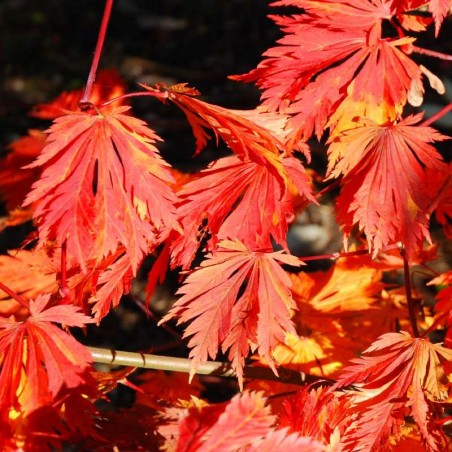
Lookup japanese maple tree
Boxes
[0,0,451,450]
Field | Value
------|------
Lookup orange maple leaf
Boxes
[160,240,301,385]
[234,0,445,144]
[170,155,314,270]
[326,114,448,258]
[0,129,47,212]
[0,249,58,319]
[24,106,179,273]
[270,258,384,377]
[428,270,452,349]
[335,331,452,451]
[140,82,311,168]
[280,385,350,448]
[0,294,96,416]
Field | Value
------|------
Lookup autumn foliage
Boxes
[0,0,451,450]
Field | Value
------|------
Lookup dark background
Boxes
[0,0,279,147]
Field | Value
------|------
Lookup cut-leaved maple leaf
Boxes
[326,114,448,258]
[280,385,350,449]
[173,391,324,452]
[428,271,452,349]
[334,331,452,451]
[67,249,133,319]
[0,294,96,416]
[234,0,446,144]
[192,391,275,452]
[0,129,47,212]
[140,83,307,168]
[0,249,58,318]
[170,154,314,270]
[426,163,452,238]
[269,257,384,377]
[160,239,301,385]
[24,106,179,272]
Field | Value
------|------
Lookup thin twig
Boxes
[421,102,452,128]
[79,0,114,108]
[412,46,452,61]
[400,247,420,338]
[299,243,401,262]
[129,293,182,340]
[0,281,30,309]
[87,346,333,387]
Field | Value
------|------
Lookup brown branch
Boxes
[87,346,333,387]
[400,247,420,338]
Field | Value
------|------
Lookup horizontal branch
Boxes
[87,346,333,387]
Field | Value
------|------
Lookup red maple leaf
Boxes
[234,0,445,144]
[426,163,452,238]
[0,294,96,416]
[170,155,314,270]
[334,331,452,451]
[24,106,179,272]
[326,114,448,257]
[0,129,47,211]
[425,0,452,35]
[280,385,350,448]
[140,82,307,167]
[248,428,325,452]
[192,391,275,452]
[160,240,301,385]
[170,391,324,451]
[66,249,133,319]
[428,270,452,349]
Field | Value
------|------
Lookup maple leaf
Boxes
[291,259,384,313]
[160,240,301,385]
[280,385,350,448]
[135,370,203,411]
[88,253,134,319]
[170,155,314,270]
[248,427,325,452]
[233,0,445,144]
[0,129,47,211]
[0,249,58,319]
[425,0,452,35]
[428,271,452,348]
[1,405,73,452]
[426,163,452,238]
[140,82,304,169]
[24,106,179,272]
[334,331,452,451]
[271,329,359,378]
[0,294,96,416]
[87,403,162,451]
[66,249,133,319]
[31,69,126,118]
[326,114,448,258]
[193,391,275,452]
[269,258,384,377]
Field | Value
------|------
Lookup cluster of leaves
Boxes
[0,0,451,450]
